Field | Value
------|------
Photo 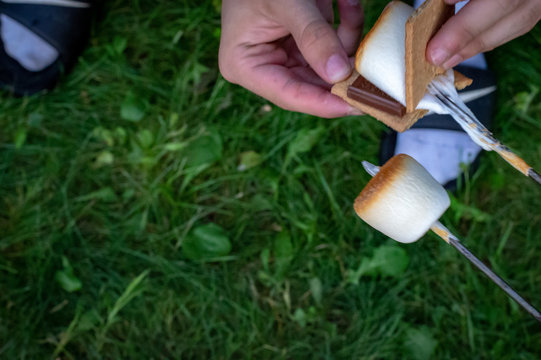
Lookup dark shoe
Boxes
[0,0,93,95]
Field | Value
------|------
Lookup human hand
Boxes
[218,0,364,118]
[427,0,541,69]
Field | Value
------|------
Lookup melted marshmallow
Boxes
[356,2,414,106]
[417,70,493,150]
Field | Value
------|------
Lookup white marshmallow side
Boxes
[417,70,492,150]
[357,155,450,243]
[416,70,454,114]
[356,2,414,106]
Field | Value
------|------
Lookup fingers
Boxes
[282,0,352,84]
[222,44,358,117]
[219,0,362,118]
[440,5,540,68]
[239,46,358,117]
[427,0,511,66]
[255,67,357,117]
[316,0,334,24]
[280,37,309,68]
[427,0,541,69]
[336,0,364,55]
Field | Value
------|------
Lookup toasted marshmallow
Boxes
[355,1,414,106]
[354,154,450,243]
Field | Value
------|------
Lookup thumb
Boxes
[283,0,352,83]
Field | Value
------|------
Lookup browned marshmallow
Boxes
[354,154,450,243]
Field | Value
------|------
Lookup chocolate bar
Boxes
[347,75,406,117]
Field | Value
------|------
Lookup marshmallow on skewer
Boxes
[357,156,541,322]
[354,154,450,243]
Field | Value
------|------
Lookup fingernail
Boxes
[326,54,351,83]
[443,54,462,69]
[430,48,450,66]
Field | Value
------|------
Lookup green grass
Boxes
[1,0,541,358]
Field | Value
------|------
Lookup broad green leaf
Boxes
[370,245,409,277]
[106,36,128,57]
[76,187,117,202]
[513,86,538,113]
[238,151,262,171]
[95,151,114,166]
[121,92,146,122]
[292,164,313,176]
[122,188,135,200]
[287,126,325,156]
[257,270,273,287]
[285,126,325,166]
[114,127,127,145]
[292,307,318,328]
[275,231,293,258]
[191,62,210,85]
[92,127,115,146]
[404,326,438,360]
[28,112,43,127]
[348,244,409,283]
[168,112,179,127]
[54,257,82,293]
[183,223,232,260]
[77,309,102,332]
[293,308,307,328]
[184,132,223,168]
[136,129,154,149]
[260,248,270,272]
[309,277,322,305]
[164,142,186,152]
[112,36,128,55]
[274,231,293,278]
[250,194,273,212]
[490,339,506,358]
[55,270,82,293]
[14,128,27,149]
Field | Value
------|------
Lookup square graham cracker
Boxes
[331,70,428,132]
[405,0,454,111]
[331,70,471,132]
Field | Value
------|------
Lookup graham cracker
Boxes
[405,0,454,111]
[331,70,472,132]
[332,71,427,132]
[453,71,473,90]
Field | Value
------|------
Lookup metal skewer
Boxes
[427,82,541,186]
[431,222,541,322]
[528,169,541,185]
[362,161,541,322]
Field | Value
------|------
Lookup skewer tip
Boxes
[362,161,380,177]
[528,169,541,185]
